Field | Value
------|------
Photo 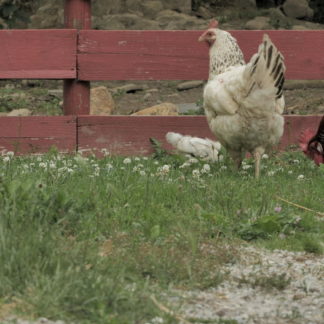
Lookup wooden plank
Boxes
[77,115,323,156]
[0,116,76,154]
[78,30,324,80]
[0,30,77,79]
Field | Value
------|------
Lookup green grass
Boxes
[0,150,323,323]
[0,87,62,115]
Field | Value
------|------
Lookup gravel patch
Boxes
[168,246,324,324]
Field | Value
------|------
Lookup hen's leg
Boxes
[229,150,245,170]
[253,147,265,178]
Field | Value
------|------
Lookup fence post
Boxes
[63,0,91,115]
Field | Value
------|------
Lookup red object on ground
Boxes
[299,116,324,165]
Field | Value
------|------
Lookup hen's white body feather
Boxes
[203,30,285,176]
[166,132,221,162]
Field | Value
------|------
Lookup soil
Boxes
[97,80,324,116]
[1,79,324,116]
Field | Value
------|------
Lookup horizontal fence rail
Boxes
[0,116,77,153]
[0,30,77,79]
[78,30,324,80]
[0,116,321,155]
[1,30,324,81]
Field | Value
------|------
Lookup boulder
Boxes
[282,0,313,19]
[90,86,115,115]
[7,109,32,117]
[245,16,271,30]
[131,103,179,116]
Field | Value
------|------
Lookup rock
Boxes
[146,88,159,93]
[48,89,63,98]
[292,25,308,30]
[177,103,201,114]
[177,81,204,91]
[97,13,160,30]
[143,93,152,101]
[162,0,192,14]
[282,0,313,19]
[131,103,179,116]
[111,84,144,94]
[29,3,63,28]
[245,16,271,30]
[93,0,124,16]
[234,0,256,9]
[195,6,213,19]
[90,86,115,115]
[142,1,164,19]
[7,109,32,117]
[156,10,205,30]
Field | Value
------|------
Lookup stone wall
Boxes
[26,0,323,30]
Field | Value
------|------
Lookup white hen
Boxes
[199,20,285,178]
[166,132,221,162]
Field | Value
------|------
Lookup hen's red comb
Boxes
[208,20,218,29]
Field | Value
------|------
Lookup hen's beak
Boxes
[198,35,205,42]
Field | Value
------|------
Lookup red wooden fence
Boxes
[0,0,323,155]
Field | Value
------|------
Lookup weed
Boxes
[0,151,323,322]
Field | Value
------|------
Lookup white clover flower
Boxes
[201,164,211,173]
[157,164,170,176]
[267,171,275,176]
[39,162,47,169]
[297,174,305,180]
[67,168,74,173]
[242,161,247,165]
[192,169,200,178]
[179,162,191,169]
[120,166,125,170]
[151,317,164,324]
[242,164,252,170]
[123,158,132,164]
[262,154,269,159]
[106,163,113,170]
[187,158,199,164]
[154,161,159,165]
[142,157,148,161]
[293,159,300,164]
[100,148,109,156]
[134,157,140,161]
[220,165,227,170]
[3,156,10,163]
[139,170,146,176]
[288,170,293,174]
[6,151,14,157]
[37,156,42,162]
[49,162,56,169]
[23,164,29,169]
[58,167,67,173]
[218,154,224,161]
